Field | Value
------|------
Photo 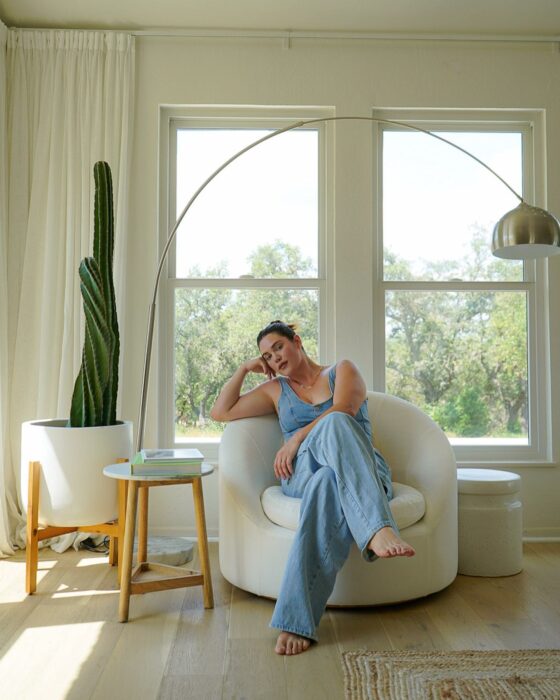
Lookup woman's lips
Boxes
[279,362,288,371]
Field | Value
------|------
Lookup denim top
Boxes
[277,364,373,443]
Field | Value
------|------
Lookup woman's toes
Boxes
[276,632,311,655]
[275,633,288,654]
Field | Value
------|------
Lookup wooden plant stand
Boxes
[25,460,128,594]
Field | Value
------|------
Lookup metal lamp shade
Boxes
[492,201,560,259]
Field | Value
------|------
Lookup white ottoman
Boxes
[457,468,523,577]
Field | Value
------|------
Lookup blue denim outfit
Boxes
[269,365,398,642]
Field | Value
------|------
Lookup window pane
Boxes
[174,287,319,440]
[385,290,528,444]
[175,128,318,278]
[383,131,523,282]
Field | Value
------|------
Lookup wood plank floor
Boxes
[0,542,558,699]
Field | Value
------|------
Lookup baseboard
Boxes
[149,526,219,541]
[523,527,560,542]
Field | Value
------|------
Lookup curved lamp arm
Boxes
[135,114,557,452]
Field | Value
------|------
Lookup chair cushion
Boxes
[261,482,425,532]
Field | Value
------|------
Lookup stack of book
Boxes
[130,448,204,476]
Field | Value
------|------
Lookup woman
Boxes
[210,320,415,656]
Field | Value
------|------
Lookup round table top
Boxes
[103,461,214,482]
[457,467,521,495]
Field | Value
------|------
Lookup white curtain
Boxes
[0,20,15,556]
[4,30,135,550]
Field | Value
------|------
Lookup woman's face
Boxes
[258,332,302,376]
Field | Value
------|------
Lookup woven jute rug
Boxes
[342,649,560,699]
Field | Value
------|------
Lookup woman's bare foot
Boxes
[275,632,311,655]
[368,526,416,558]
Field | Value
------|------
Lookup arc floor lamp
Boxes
[136,115,560,453]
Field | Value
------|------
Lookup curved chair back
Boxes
[219,391,458,605]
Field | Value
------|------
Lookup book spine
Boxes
[142,460,202,465]
[130,464,202,476]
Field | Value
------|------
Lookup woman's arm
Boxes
[210,357,277,422]
[273,359,366,479]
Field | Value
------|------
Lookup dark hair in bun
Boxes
[256,320,298,347]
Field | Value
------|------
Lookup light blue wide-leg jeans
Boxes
[269,411,398,641]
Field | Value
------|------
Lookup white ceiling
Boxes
[1,0,560,37]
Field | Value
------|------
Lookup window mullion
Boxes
[382,280,532,292]
[171,277,322,289]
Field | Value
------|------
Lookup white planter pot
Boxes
[21,419,133,527]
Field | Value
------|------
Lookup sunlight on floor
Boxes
[76,556,110,567]
[50,588,117,599]
[0,621,105,699]
[33,557,58,569]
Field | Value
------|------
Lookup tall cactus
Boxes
[68,161,120,427]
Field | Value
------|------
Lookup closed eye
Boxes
[262,341,283,362]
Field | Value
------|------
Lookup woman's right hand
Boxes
[243,357,275,380]
[210,357,276,422]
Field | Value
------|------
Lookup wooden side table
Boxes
[103,462,214,622]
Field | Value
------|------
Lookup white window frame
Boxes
[158,105,334,461]
[372,108,553,466]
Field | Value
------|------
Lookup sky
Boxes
[174,126,523,281]
[175,128,318,278]
[383,130,523,279]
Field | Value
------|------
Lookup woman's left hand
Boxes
[273,436,300,480]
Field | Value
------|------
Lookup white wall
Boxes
[123,36,560,539]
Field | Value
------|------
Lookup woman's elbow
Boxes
[210,407,224,422]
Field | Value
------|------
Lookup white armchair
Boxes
[219,391,458,605]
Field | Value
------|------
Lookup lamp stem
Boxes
[136,301,156,453]
[136,114,523,452]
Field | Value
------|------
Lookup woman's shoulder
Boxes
[330,360,366,390]
[326,360,362,387]
[332,359,361,375]
[260,376,283,399]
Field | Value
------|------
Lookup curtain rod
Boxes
[112,29,560,44]
[12,26,560,44]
